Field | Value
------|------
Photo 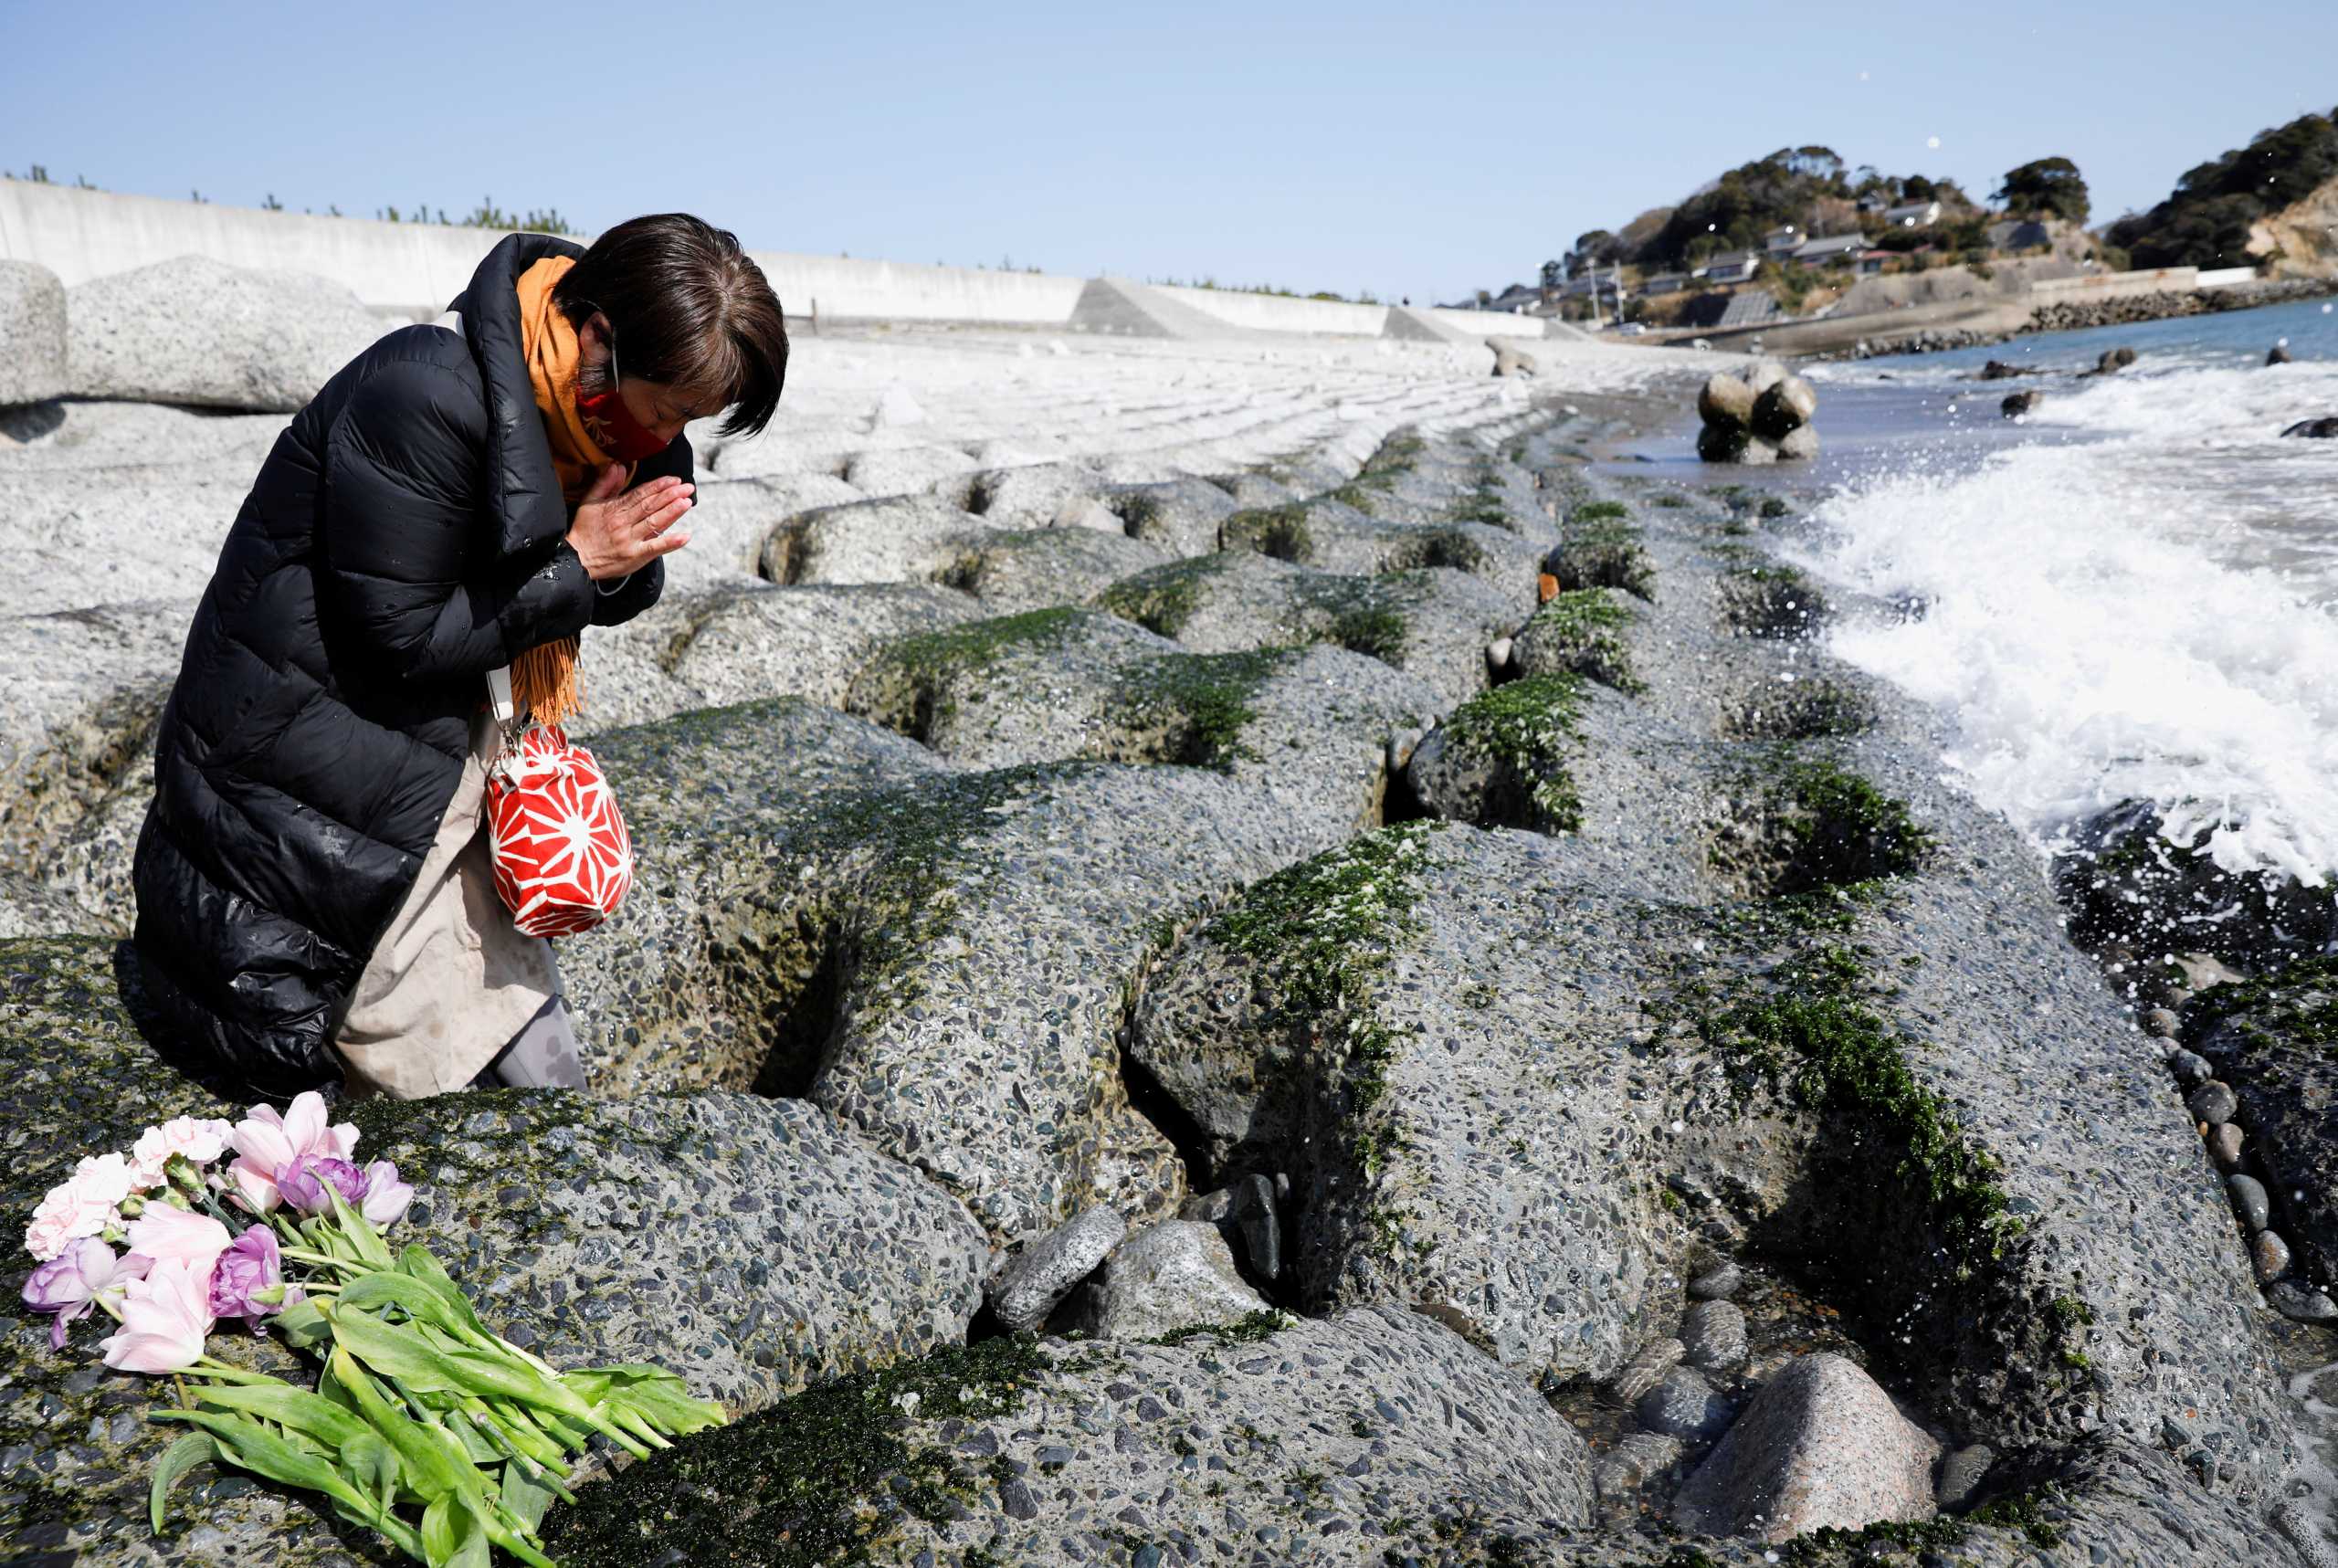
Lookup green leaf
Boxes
[341,1428,403,1512]
[273,1296,332,1349]
[397,1244,492,1336]
[327,1344,479,1505]
[153,1409,371,1517]
[195,1384,372,1450]
[340,1271,469,1335]
[148,1431,218,1533]
[420,1493,492,1568]
[320,1180,396,1271]
[500,1462,558,1532]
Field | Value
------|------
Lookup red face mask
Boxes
[575,332,672,462]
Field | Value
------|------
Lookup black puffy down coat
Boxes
[131,233,686,1096]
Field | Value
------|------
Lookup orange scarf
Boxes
[511,255,633,729]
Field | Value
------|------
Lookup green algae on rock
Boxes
[1511,586,1645,695]
[1416,672,1589,832]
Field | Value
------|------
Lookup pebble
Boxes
[2169,1050,2214,1089]
[2269,1281,2338,1322]
[1591,1432,1681,1500]
[1609,1337,1684,1405]
[1485,637,1513,672]
[2143,1006,2180,1038]
[1231,1173,1281,1282]
[2254,1230,2293,1283]
[1680,1300,1748,1372]
[2209,1122,2245,1169]
[1636,1365,1734,1441]
[988,1205,1128,1330]
[2229,1173,2270,1232]
[1688,1262,1743,1300]
[1935,1443,1995,1510]
[2188,1082,2238,1126]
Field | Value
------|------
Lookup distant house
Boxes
[1857,192,1890,215]
[1693,250,1761,285]
[1484,283,1542,311]
[1790,233,1869,266]
[1559,271,1626,302]
[1884,199,1943,228]
[1764,226,1802,255]
[1854,250,1892,277]
[1640,272,1690,296]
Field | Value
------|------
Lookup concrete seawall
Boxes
[0,179,1557,343]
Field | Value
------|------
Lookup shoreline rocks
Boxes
[1695,362,1817,464]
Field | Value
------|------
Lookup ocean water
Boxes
[1777,298,2338,887]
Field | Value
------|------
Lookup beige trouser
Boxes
[332,707,561,1099]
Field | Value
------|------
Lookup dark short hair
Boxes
[553,213,789,437]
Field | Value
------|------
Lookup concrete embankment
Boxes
[0,179,1554,343]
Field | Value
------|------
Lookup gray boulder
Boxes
[1072,1218,1269,1338]
[758,494,1000,585]
[1103,476,1238,557]
[1697,373,1756,429]
[68,255,390,411]
[1750,374,1817,440]
[658,581,985,713]
[927,523,1170,612]
[1670,1353,1941,1542]
[1638,1365,1734,1441]
[2002,390,2044,418]
[541,1303,1596,1565]
[0,259,68,406]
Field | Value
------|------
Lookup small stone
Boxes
[1178,1188,1235,1224]
[1074,1220,1269,1340]
[2209,1121,2245,1169]
[988,1205,1128,1331]
[2169,1050,2214,1089]
[2175,951,2247,992]
[1231,1173,1281,1282]
[1636,1365,1733,1441]
[2267,1281,2338,1323]
[2229,1173,2270,1231]
[1689,1263,1743,1300]
[1385,729,1422,771]
[1681,1300,1748,1373]
[2143,1007,2180,1038]
[1609,1337,1685,1405]
[2254,1230,2293,1283]
[1485,637,1513,673]
[2188,1082,2238,1125]
[1934,1444,1994,1511]
[1592,1432,1682,1500]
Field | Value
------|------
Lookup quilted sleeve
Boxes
[320,356,596,679]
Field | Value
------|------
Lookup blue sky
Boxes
[5,1,2333,305]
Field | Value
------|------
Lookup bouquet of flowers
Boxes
[22,1092,723,1567]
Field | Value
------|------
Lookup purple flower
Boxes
[276,1155,366,1215]
[22,1238,137,1350]
[360,1161,414,1227]
[206,1226,295,1328]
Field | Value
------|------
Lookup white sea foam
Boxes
[1793,356,2338,885]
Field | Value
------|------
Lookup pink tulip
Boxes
[21,1238,131,1350]
[360,1161,414,1227]
[226,1091,360,1214]
[98,1257,216,1373]
[123,1205,231,1271]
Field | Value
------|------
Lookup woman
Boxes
[130,215,789,1100]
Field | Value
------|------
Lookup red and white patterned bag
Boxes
[484,724,635,938]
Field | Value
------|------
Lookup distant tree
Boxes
[1996,157,2091,223]
[1901,174,1935,202]
[1572,228,1619,265]
[2106,107,2338,268]
[1785,145,1846,184]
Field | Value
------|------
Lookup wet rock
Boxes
[542,1304,1596,1563]
[2268,344,2295,366]
[2254,1230,2293,1282]
[990,1205,1127,1331]
[2190,1081,2238,1124]
[1935,1443,1995,1511]
[68,255,391,411]
[1511,584,1643,695]
[2278,414,2337,437]
[1750,374,1818,441]
[1776,422,1820,461]
[2170,1049,2215,1088]
[1610,1338,1686,1405]
[2267,1281,2338,1322]
[1070,1219,1265,1339]
[2188,958,2338,1284]
[2096,346,2138,375]
[1697,374,1756,429]
[1689,1262,1743,1300]
[2143,1006,2181,1037]
[2177,951,2250,992]
[2059,797,2338,967]
[1231,1173,1283,1282]
[2210,1121,2245,1168]
[2001,390,2043,418]
[1638,1365,1734,1441]
[2230,1173,2271,1231]
[1670,1353,1940,1542]
[1680,1300,1748,1372]
[0,260,68,406]
[1594,1432,1683,1502]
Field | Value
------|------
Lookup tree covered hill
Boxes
[2104,108,2338,270]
